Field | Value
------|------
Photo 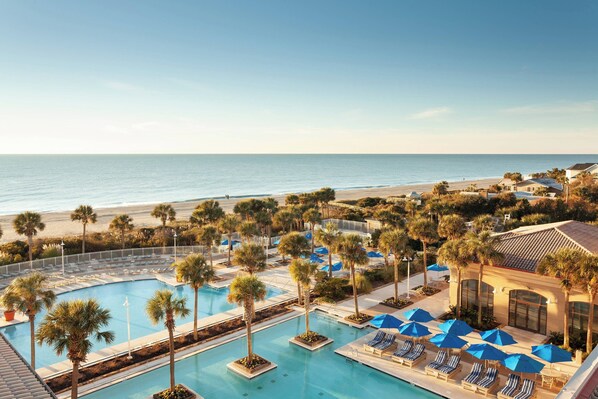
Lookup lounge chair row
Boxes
[424,351,462,381]
[363,331,397,356]
[498,374,536,399]
[462,364,536,399]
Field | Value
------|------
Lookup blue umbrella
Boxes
[430,333,467,349]
[221,239,240,246]
[404,308,435,323]
[502,353,545,374]
[309,254,324,264]
[370,314,403,330]
[439,319,474,336]
[480,329,518,346]
[466,343,507,361]
[427,263,449,272]
[531,344,572,364]
[315,247,329,255]
[367,251,384,258]
[305,231,312,240]
[399,321,431,337]
[273,238,281,246]
[321,262,342,272]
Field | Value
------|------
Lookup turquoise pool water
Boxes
[0,279,284,369]
[83,312,441,399]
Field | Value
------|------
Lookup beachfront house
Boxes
[499,177,563,195]
[566,163,598,182]
[448,221,598,338]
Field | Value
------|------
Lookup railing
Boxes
[322,218,372,234]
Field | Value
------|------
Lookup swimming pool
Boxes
[83,312,441,399]
[0,279,284,369]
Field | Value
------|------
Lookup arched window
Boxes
[569,302,598,341]
[460,279,494,317]
[508,290,547,335]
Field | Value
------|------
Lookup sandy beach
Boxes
[0,178,499,242]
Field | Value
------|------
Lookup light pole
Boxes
[173,230,178,262]
[402,255,416,299]
[123,296,132,360]
[60,240,65,275]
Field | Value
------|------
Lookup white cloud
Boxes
[501,100,598,115]
[409,107,452,120]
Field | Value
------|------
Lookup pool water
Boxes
[83,312,441,399]
[0,279,284,369]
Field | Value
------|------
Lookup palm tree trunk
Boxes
[477,263,484,326]
[27,235,33,263]
[422,241,428,288]
[393,259,399,302]
[456,268,462,319]
[350,263,360,317]
[587,290,595,353]
[245,300,253,361]
[564,290,571,348]
[121,231,126,249]
[328,252,333,278]
[29,314,35,369]
[305,284,310,333]
[168,325,175,392]
[193,288,199,341]
[82,223,86,254]
[71,361,80,399]
[227,233,232,265]
[209,246,213,268]
[297,282,302,306]
[162,223,167,248]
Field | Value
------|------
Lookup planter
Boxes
[290,333,333,351]
[379,297,413,309]
[343,313,373,325]
[4,310,15,322]
[227,355,277,379]
[152,384,198,399]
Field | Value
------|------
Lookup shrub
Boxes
[313,278,349,302]
[351,273,372,294]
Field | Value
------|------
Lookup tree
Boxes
[534,187,550,197]
[151,204,176,247]
[13,211,45,262]
[337,234,369,319]
[315,223,341,278]
[146,290,190,394]
[374,209,404,228]
[219,214,240,265]
[172,254,215,340]
[37,299,114,399]
[537,248,586,349]
[70,205,97,254]
[278,232,310,304]
[109,214,134,249]
[466,231,503,326]
[555,174,570,203]
[378,229,409,302]
[196,225,221,268]
[190,200,224,226]
[433,181,449,196]
[472,214,495,233]
[1,272,56,369]
[237,221,259,244]
[438,214,467,240]
[438,238,470,319]
[576,255,598,353]
[504,172,523,191]
[408,218,439,288]
[233,243,267,275]
[273,209,295,233]
[227,275,267,364]
[289,259,318,334]
[316,187,335,218]
[302,208,321,253]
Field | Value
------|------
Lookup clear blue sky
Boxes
[1,1,596,153]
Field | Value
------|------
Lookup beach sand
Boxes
[0,178,499,242]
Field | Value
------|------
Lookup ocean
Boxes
[0,154,593,215]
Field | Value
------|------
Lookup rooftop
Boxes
[567,163,597,171]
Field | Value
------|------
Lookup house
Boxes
[448,220,598,337]
[566,163,598,181]
[499,177,562,195]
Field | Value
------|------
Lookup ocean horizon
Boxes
[0,154,594,215]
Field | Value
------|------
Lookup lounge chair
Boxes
[363,331,385,352]
[391,340,413,360]
[400,343,427,368]
[436,354,462,381]
[513,379,536,399]
[425,351,448,376]
[372,334,396,356]
[474,367,499,397]
[461,363,484,391]
[497,374,521,399]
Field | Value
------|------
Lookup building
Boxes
[566,163,598,182]
[499,177,563,195]
[449,221,598,337]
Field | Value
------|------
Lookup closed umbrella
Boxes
[480,329,517,346]
[439,319,474,336]
[404,308,434,323]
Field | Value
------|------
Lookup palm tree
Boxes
[433,181,449,196]
[472,214,495,233]
[438,214,467,240]
[151,204,176,247]
[146,290,190,394]
[238,221,259,244]
[438,238,470,319]
[576,255,598,353]
[408,217,439,288]
[70,205,97,254]
[274,209,295,233]
[190,200,224,226]
[13,211,45,262]
[1,272,55,368]
[337,234,369,320]
[466,231,503,326]
[219,214,240,265]
[379,229,409,302]
[172,254,215,340]
[538,248,586,348]
[227,275,267,364]
[36,299,114,399]
[289,259,318,334]
[196,225,221,268]
[315,222,340,278]
[302,208,321,253]
[109,214,134,249]
[316,187,335,218]
[278,232,310,304]
[233,243,267,275]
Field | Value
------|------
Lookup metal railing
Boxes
[322,218,371,234]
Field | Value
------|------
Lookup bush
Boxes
[351,273,372,294]
[313,278,350,302]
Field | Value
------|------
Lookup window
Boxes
[569,302,598,341]
[508,290,547,335]
[460,279,494,317]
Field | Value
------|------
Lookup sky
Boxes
[0,0,597,154]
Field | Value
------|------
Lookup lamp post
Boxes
[60,240,65,275]
[402,255,416,299]
[123,296,132,360]
[173,230,178,262]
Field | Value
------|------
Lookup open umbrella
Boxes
[305,231,312,240]
[370,314,403,330]
[439,319,474,336]
[273,238,281,246]
[309,254,324,264]
[430,333,467,349]
[502,353,545,375]
[404,308,434,323]
[221,239,240,246]
[531,344,572,365]
[315,247,329,255]
[367,251,384,258]
[480,329,517,346]
[321,262,342,272]
[466,343,507,361]
[427,263,449,272]
[399,321,431,338]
